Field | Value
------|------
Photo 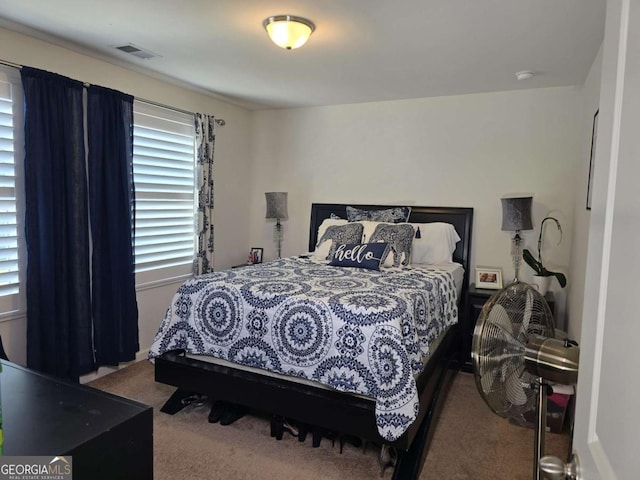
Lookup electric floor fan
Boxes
[471,282,580,479]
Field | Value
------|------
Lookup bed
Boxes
[151,203,473,479]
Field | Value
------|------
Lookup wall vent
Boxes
[114,43,159,60]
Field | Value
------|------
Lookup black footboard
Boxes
[155,324,458,459]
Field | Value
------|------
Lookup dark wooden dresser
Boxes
[0,360,152,480]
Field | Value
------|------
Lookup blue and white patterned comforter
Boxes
[149,257,458,441]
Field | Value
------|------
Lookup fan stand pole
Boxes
[533,376,547,480]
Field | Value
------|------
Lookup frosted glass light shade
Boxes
[263,15,315,50]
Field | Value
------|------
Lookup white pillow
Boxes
[410,222,460,264]
[312,218,348,261]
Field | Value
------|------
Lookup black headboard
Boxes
[308,203,474,288]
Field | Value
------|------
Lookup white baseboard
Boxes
[80,348,150,384]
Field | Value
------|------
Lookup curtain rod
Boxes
[136,97,225,126]
[0,58,226,126]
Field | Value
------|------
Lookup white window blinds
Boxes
[133,102,196,283]
[0,69,25,314]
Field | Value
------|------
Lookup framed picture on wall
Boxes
[586,109,599,210]
[475,266,503,290]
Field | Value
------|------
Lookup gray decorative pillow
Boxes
[369,223,415,267]
[315,223,364,260]
[346,206,411,223]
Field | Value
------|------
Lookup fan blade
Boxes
[504,366,528,406]
[477,344,523,376]
[476,337,525,396]
[509,288,532,340]
[482,315,524,356]
[480,311,524,364]
[483,322,522,351]
[486,304,514,337]
[522,289,533,332]
[514,286,553,339]
[475,307,526,396]
[480,366,500,396]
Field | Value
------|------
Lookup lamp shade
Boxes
[265,192,288,219]
[263,15,315,50]
[501,195,533,231]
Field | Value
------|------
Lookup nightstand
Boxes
[462,284,555,373]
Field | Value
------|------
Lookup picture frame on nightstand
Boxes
[475,266,503,290]
[249,247,263,264]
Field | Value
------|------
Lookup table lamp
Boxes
[501,194,533,283]
[265,192,288,259]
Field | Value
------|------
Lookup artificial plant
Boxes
[523,216,567,288]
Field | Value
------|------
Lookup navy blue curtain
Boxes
[87,85,139,365]
[21,67,94,380]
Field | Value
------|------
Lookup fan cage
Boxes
[471,282,554,419]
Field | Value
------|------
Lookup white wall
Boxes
[567,46,603,342]
[567,48,602,339]
[0,25,594,367]
[249,87,582,326]
[0,27,253,367]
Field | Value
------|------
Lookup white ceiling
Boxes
[0,0,606,110]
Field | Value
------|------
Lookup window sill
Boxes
[0,310,26,324]
[135,273,192,292]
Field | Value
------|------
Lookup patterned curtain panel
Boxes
[194,113,216,275]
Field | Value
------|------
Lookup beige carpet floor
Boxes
[89,361,570,479]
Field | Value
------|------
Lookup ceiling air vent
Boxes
[114,43,159,60]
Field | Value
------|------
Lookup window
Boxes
[133,102,196,286]
[0,90,197,310]
[0,68,25,315]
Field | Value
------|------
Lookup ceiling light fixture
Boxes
[263,15,315,50]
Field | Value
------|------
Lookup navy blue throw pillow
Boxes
[329,243,389,270]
